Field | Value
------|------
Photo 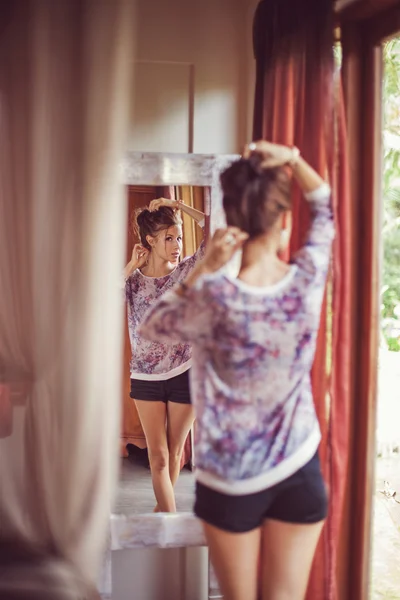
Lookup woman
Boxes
[139,141,334,600]
[124,196,205,512]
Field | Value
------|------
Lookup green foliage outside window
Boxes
[381,39,400,350]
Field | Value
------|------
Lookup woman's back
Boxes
[189,268,323,491]
[140,181,333,492]
[139,141,334,600]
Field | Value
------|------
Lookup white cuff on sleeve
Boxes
[304,183,331,202]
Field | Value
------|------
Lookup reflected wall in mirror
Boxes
[115,152,238,518]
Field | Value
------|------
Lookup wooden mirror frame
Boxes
[120,151,239,458]
[122,151,240,230]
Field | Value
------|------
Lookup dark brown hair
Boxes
[134,206,182,250]
[220,154,291,239]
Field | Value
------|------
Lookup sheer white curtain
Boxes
[0,1,135,597]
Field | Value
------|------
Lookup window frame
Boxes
[338,2,400,598]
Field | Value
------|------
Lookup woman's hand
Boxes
[245,140,327,194]
[124,243,149,278]
[176,227,248,296]
[130,243,149,269]
[148,197,182,212]
[243,140,297,169]
[202,227,249,273]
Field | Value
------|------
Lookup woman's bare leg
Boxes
[151,403,194,512]
[166,402,195,486]
[261,518,324,600]
[202,521,261,600]
[134,399,176,512]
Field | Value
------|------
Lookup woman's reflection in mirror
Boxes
[124,197,206,512]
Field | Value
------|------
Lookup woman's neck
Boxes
[238,234,290,288]
[141,253,176,278]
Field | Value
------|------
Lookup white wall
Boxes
[130,0,258,155]
[245,0,260,142]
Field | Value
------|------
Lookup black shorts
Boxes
[194,452,328,533]
[130,370,191,404]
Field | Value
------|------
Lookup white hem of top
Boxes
[130,360,192,381]
[195,426,321,496]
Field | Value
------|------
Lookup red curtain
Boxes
[253,1,351,598]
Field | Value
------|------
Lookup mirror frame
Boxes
[122,151,240,230]
[116,151,241,599]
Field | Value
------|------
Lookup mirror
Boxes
[119,183,208,515]
[114,151,238,517]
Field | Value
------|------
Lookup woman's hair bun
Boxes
[247,152,265,176]
[220,154,263,202]
[220,157,291,239]
[133,206,182,250]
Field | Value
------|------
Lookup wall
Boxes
[130,0,259,155]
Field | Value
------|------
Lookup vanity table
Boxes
[99,512,222,600]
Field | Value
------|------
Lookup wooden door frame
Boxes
[338,2,400,598]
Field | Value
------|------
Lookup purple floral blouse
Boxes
[139,184,334,494]
[125,233,205,380]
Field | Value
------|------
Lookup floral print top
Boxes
[125,230,205,380]
[139,184,334,494]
